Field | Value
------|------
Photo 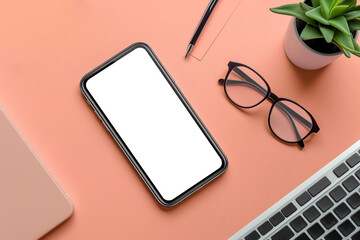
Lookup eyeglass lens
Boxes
[225,66,268,108]
[269,100,313,143]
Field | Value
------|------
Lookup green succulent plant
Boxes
[270,0,360,58]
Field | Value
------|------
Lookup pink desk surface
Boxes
[1,0,360,239]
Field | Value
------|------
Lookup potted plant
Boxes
[271,0,360,70]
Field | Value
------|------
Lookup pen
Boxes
[185,0,219,58]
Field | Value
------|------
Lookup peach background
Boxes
[1,0,360,239]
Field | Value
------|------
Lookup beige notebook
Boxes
[0,105,73,240]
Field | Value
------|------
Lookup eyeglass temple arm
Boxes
[219,79,268,98]
[218,68,313,129]
[273,101,312,129]
[281,107,304,148]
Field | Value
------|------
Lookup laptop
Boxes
[229,140,360,240]
[0,105,73,240]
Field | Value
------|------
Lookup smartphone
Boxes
[80,43,227,207]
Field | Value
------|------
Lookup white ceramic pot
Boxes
[284,18,357,70]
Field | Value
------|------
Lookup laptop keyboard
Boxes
[234,148,360,240]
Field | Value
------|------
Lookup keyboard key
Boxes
[324,230,342,240]
[308,177,331,197]
[271,226,294,240]
[295,233,310,240]
[281,203,297,217]
[334,202,351,219]
[316,196,333,212]
[352,231,360,240]
[296,192,312,206]
[355,169,360,180]
[303,206,320,223]
[346,153,360,167]
[351,210,360,226]
[307,223,325,239]
[343,176,359,192]
[320,213,338,229]
[245,230,260,240]
[329,186,347,202]
[257,221,273,235]
[290,216,307,232]
[347,192,360,209]
[269,212,285,226]
[333,163,349,177]
[338,219,355,237]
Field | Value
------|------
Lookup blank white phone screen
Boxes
[86,47,223,201]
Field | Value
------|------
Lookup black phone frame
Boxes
[80,42,227,207]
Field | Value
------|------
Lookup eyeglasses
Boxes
[218,61,319,148]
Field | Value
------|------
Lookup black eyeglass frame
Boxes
[218,61,320,148]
